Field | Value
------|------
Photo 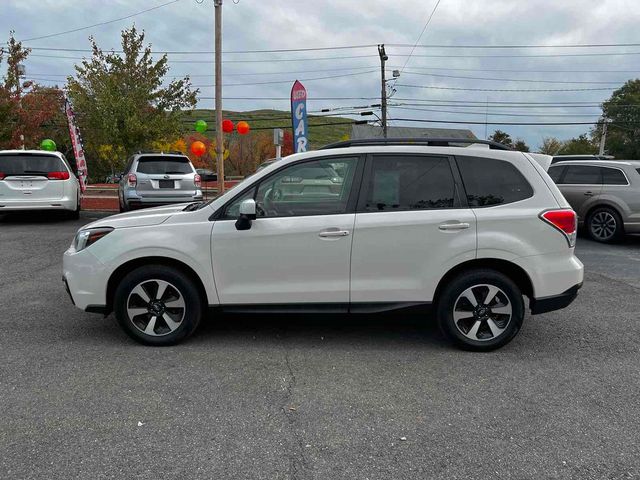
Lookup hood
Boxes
[81,203,190,230]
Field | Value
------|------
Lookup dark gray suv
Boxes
[118,152,203,212]
[548,160,640,242]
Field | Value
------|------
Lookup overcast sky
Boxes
[2,0,639,149]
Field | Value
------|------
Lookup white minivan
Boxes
[63,139,583,350]
[0,150,80,217]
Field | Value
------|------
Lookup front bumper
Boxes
[530,282,583,314]
[63,247,109,311]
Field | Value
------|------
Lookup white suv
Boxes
[0,150,80,217]
[63,139,584,350]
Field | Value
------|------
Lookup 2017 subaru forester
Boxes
[63,139,584,351]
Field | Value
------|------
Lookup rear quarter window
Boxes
[601,167,628,185]
[135,156,193,174]
[456,156,534,207]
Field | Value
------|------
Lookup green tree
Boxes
[513,139,530,152]
[600,79,640,158]
[488,130,513,148]
[539,137,563,155]
[558,134,598,155]
[67,25,198,177]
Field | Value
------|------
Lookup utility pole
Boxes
[214,0,225,194]
[599,118,608,156]
[378,44,388,138]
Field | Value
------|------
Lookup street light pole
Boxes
[599,118,609,156]
[214,0,225,195]
[378,44,388,138]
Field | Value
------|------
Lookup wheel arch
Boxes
[105,256,209,315]
[584,202,625,231]
[433,259,534,307]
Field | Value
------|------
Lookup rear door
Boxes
[134,156,196,198]
[0,153,67,202]
[349,154,476,304]
[556,165,603,219]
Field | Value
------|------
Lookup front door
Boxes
[350,154,477,304]
[211,155,362,306]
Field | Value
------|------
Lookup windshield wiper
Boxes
[22,170,48,174]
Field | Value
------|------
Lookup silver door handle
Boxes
[438,222,470,231]
[318,230,350,238]
[584,191,594,197]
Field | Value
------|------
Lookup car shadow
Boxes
[0,211,111,224]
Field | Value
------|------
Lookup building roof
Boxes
[351,124,477,140]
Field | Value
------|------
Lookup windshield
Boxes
[136,156,193,175]
[0,154,64,176]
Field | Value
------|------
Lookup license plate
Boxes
[159,180,174,189]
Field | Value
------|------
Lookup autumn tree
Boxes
[67,25,198,178]
[558,134,598,155]
[513,139,530,152]
[539,137,563,155]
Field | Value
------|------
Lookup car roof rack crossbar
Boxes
[136,150,186,155]
[320,138,512,151]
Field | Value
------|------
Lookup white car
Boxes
[0,150,80,217]
[63,139,584,350]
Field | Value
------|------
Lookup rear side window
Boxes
[548,166,565,183]
[601,167,628,185]
[0,154,64,176]
[457,156,533,207]
[562,165,601,184]
[135,156,193,175]
[364,155,458,211]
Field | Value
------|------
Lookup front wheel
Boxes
[114,265,202,346]
[436,269,524,351]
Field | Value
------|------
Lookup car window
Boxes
[254,157,358,218]
[562,165,601,185]
[364,155,458,211]
[457,156,534,207]
[548,166,565,183]
[135,156,193,175]
[0,154,64,176]
[601,167,627,185]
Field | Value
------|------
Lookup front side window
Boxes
[457,156,534,207]
[135,156,193,175]
[364,155,458,211]
[601,167,628,185]
[561,165,601,185]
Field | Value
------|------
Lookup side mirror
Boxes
[235,198,257,230]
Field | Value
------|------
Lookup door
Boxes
[211,156,362,306]
[556,165,603,219]
[0,153,66,202]
[350,154,476,304]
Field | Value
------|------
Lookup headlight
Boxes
[72,227,114,252]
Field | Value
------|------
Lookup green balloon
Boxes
[194,119,208,133]
[40,139,57,152]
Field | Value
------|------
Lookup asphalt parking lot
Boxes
[1,211,639,480]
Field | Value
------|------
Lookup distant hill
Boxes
[181,109,352,148]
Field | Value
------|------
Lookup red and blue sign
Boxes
[290,80,308,153]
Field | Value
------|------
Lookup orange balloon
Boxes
[237,121,250,135]
[190,140,207,157]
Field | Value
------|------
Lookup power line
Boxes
[388,117,636,126]
[387,42,640,49]
[396,83,617,92]
[391,65,640,74]
[20,0,182,42]
[401,70,623,85]
[390,106,604,117]
[190,70,377,87]
[397,0,443,75]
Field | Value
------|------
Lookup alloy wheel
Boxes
[590,211,617,241]
[453,284,512,342]
[126,279,186,336]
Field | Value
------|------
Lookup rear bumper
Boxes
[530,282,582,314]
[124,191,203,209]
[0,194,77,212]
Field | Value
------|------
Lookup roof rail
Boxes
[320,138,512,151]
[136,150,186,156]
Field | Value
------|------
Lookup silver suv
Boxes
[548,160,640,242]
[118,152,203,212]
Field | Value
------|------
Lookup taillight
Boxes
[128,173,137,187]
[47,171,70,180]
[540,209,577,247]
[194,173,202,188]
[0,172,5,180]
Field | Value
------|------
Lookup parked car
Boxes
[0,150,80,218]
[548,160,640,243]
[64,138,583,351]
[551,154,614,164]
[118,152,203,212]
[196,169,217,182]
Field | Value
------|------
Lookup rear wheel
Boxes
[587,206,623,243]
[114,265,202,346]
[436,269,524,351]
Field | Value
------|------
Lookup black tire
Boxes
[586,206,623,243]
[114,265,203,346]
[436,269,524,351]
[119,196,128,213]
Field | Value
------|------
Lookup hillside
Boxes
[181,109,353,148]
